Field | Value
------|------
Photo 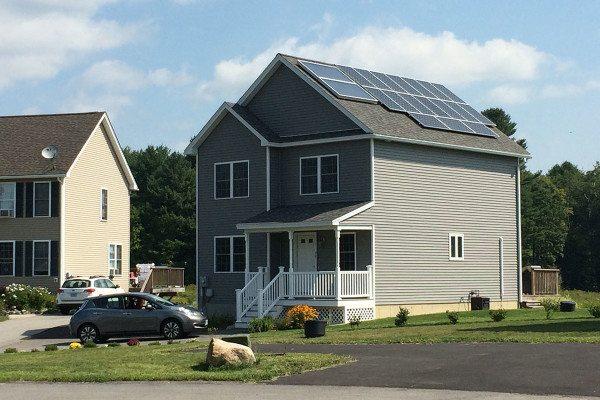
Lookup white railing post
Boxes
[257,287,264,318]
[235,289,242,322]
[278,266,285,298]
[367,265,373,299]
[335,229,341,300]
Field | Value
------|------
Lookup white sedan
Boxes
[57,277,125,314]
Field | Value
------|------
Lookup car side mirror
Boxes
[144,304,155,311]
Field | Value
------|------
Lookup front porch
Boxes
[234,202,375,327]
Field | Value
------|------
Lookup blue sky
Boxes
[1,1,599,172]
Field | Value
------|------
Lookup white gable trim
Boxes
[66,113,138,191]
[184,103,269,156]
[332,201,374,225]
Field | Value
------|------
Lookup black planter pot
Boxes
[304,320,327,338]
[560,301,576,312]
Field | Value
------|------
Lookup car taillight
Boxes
[57,288,63,294]
[85,288,95,293]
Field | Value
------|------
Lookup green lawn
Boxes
[0,314,7,323]
[0,341,351,382]
[252,308,600,345]
[562,290,600,307]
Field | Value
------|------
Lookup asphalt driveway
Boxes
[0,314,71,351]
[259,343,600,397]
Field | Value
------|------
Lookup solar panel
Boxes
[299,59,496,138]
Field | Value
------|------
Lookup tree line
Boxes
[124,110,599,290]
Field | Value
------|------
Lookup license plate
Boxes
[70,293,77,298]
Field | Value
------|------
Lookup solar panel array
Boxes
[299,60,497,138]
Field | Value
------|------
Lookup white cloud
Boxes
[196,26,549,102]
[540,80,600,99]
[0,0,141,89]
[487,84,532,105]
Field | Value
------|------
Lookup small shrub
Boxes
[208,314,235,330]
[44,344,58,351]
[83,341,97,348]
[127,338,140,347]
[395,307,410,326]
[446,311,459,325]
[248,316,276,333]
[274,317,289,331]
[540,297,561,319]
[207,327,219,334]
[4,348,17,354]
[283,305,319,329]
[69,342,82,350]
[489,309,507,322]
[588,303,600,318]
[349,315,361,328]
[30,348,40,353]
[107,342,121,347]
[148,341,161,346]
[0,284,54,312]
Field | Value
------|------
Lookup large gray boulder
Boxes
[206,338,256,367]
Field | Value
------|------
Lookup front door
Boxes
[295,232,317,272]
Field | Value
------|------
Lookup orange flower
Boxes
[284,304,319,329]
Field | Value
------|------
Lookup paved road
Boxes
[260,343,600,397]
[0,315,70,351]
[2,382,596,400]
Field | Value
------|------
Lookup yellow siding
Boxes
[63,123,131,289]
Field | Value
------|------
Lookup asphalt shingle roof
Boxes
[241,201,371,225]
[0,112,104,177]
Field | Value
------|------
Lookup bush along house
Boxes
[0,112,138,292]
[185,54,529,327]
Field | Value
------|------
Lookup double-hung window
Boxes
[33,182,51,217]
[0,241,15,276]
[0,183,16,217]
[449,233,464,261]
[108,244,122,276]
[33,241,50,275]
[214,161,249,199]
[339,233,356,271]
[214,236,246,273]
[100,189,108,221]
[300,155,338,195]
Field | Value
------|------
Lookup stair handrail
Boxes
[258,267,287,318]
[235,267,265,323]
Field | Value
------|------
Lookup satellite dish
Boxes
[42,145,59,160]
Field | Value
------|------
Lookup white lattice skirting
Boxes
[345,307,375,322]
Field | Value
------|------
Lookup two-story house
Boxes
[185,54,529,327]
[0,112,137,295]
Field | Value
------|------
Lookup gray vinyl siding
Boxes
[316,230,371,271]
[278,140,372,206]
[247,65,359,137]
[196,113,268,315]
[343,140,519,305]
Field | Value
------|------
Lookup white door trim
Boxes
[294,232,317,272]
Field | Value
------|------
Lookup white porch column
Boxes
[335,229,341,300]
[266,232,271,283]
[244,231,250,284]
[288,230,294,299]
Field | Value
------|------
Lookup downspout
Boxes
[195,153,201,309]
[516,158,523,306]
[58,176,66,285]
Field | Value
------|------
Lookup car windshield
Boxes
[145,294,175,307]
[62,279,90,288]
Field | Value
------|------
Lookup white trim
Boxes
[448,233,464,261]
[337,224,373,231]
[33,181,51,218]
[299,154,339,195]
[370,139,375,201]
[195,154,200,305]
[339,232,357,271]
[516,159,523,304]
[333,201,374,224]
[0,174,65,180]
[32,240,51,276]
[269,135,371,148]
[266,146,271,211]
[0,182,16,218]
[213,160,250,200]
[67,113,138,191]
[184,103,269,155]
[100,188,108,221]
[213,235,246,273]
[371,225,376,305]
[294,231,317,272]
[499,237,504,299]
[0,240,16,277]
[59,177,66,284]
[108,243,123,276]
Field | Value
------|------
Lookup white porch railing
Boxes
[237,266,373,321]
[236,267,266,322]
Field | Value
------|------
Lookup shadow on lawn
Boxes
[461,319,600,333]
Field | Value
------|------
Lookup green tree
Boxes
[124,146,196,283]
[481,107,527,149]
[520,170,571,266]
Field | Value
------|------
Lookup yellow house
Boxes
[0,112,138,292]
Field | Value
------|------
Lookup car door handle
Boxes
[122,312,131,316]
[92,312,100,316]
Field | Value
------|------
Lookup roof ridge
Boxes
[0,111,105,119]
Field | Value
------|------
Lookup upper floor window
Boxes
[300,155,338,195]
[100,189,108,221]
[33,240,50,276]
[33,182,50,217]
[214,236,246,273]
[0,241,15,276]
[214,161,249,199]
[108,244,122,276]
[0,183,16,217]
[449,233,464,261]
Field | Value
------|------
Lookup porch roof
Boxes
[237,201,372,230]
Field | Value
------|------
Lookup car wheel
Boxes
[59,306,72,315]
[78,324,100,343]
[161,319,183,340]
